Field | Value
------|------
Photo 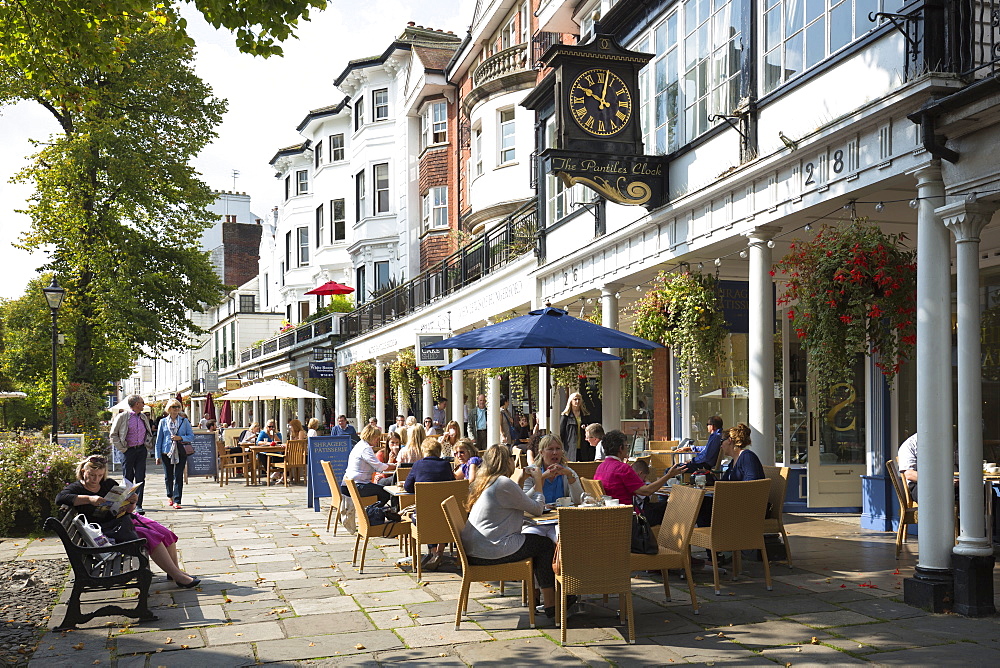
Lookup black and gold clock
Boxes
[568,68,633,137]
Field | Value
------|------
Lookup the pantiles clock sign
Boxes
[524,34,667,210]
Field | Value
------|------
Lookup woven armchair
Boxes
[689,479,773,595]
[440,495,535,630]
[630,485,704,613]
[567,461,600,479]
[761,466,793,566]
[886,460,918,559]
[555,505,634,645]
[409,480,469,579]
[320,461,375,535]
[580,477,605,499]
[346,479,411,573]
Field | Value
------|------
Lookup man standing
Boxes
[474,394,488,450]
[109,395,154,514]
[432,397,448,432]
[897,433,918,502]
[331,414,361,444]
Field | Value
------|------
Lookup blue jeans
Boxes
[162,452,188,504]
[122,446,148,508]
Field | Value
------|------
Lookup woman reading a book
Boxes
[56,455,200,588]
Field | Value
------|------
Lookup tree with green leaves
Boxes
[3,20,228,387]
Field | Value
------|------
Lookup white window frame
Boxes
[502,13,518,50]
[297,226,309,266]
[330,133,345,161]
[422,101,447,149]
[373,88,389,121]
[332,198,346,242]
[296,169,309,195]
[315,204,325,248]
[499,108,516,164]
[314,141,323,168]
[471,127,483,178]
[374,162,390,215]
[422,186,448,231]
[355,169,366,222]
[354,98,365,131]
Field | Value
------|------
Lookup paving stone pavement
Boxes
[5,466,1000,666]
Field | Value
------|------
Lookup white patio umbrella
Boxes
[109,396,151,412]
[0,391,27,399]
[216,379,325,402]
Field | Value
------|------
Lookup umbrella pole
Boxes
[545,348,553,435]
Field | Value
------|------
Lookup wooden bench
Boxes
[45,506,157,630]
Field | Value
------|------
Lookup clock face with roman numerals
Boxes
[568,68,633,137]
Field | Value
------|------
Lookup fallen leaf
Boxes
[694,636,703,641]
[235,633,243,637]
[810,636,818,644]
[439,653,448,657]
[164,638,173,644]
[72,643,85,650]
[355,644,366,650]
[93,661,101,665]
[309,642,316,647]
[187,634,196,639]
[391,615,399,620]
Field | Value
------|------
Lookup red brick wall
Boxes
[221,222,261,288]
[418,147,449,193]
[420,235,451,273]
[652,347,671,440]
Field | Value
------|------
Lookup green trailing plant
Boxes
[346,360,376,423]
[389,348,419,410]
[773,218,917,396]
[0,434,82,535]
[631,271,728,389]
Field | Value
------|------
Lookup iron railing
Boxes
[959,0,1000,77]
[341,201,538,340]
[240,314,338,363]
[532,31,563,67]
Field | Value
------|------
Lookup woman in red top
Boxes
[593,429,672,526]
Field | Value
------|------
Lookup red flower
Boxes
[840,315,853,324]
[868,305,883,318]
[796,328,807,339]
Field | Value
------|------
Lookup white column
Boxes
[396,382,407,420]
[451,351,465,429]
[279,399,288,437]
[538,367,551,433]
[488,371,501,447]
[745,225,781,466]
[313,396,322,424]
[914,162,954,573]
[355,383,364,427]
[601,286,622,431]
[940,201,996,557]
[296,371,307,426]
[375,359,385,429]
[336,369,347,423]
[252,399,259,425]
[422,376,433,423]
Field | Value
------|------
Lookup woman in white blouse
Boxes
[340,424,394,505]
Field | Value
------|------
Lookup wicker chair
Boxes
[409,480,469,579]
[264,439,307,486]
[761,466,793,566]
[320,460,374,535]
[216,435,245,487]
[689,479,773,595]
[580,477,605,499]
[886,460,918,559]
[630,484,704,613]
[511,447,528,469]
[440,495,535,630]
[346,479,411,573]
[555,505,634,645]
[567,461,600,479]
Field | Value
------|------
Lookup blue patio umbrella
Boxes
[440,347,621,371]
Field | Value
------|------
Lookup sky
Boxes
[0,0,474,301]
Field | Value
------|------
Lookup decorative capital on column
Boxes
[601,283,623,297]
[938,201,997,243]
[743,224,782,245]
[910,160,942,186]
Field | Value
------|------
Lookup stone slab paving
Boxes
[7,470,1000,666]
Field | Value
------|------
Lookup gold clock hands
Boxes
[580,87,609,108]
[598,69,611,108]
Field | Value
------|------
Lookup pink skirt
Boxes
[130,514,178,551]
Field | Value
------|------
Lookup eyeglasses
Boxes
[86,455,107,464]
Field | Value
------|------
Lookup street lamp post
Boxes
[42,278,66,444]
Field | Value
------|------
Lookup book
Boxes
[102,480,143,515]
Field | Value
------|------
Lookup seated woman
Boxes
[287,418,308,442]
[695,423,763,529]
[56,455,200,588]
[438,420,462,459]
[234,421,259,453]
[341,424,394,505]
[374,431,402,485]
[594,429,673,526]
[521,434,582,505]
[461,445,559,618]
[397,424,426,465]
[404,437,456,570]
[306,417,321,438]
[452,438,481,482]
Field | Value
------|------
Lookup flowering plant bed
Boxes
[631,271,728,388]
[0,435,81,535]
[773,218,916,393]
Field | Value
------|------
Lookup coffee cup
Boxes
[666,478,676,487]
[556,496,573,507]
[602,495,618,506]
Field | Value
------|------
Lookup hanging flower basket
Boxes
[631,271,728,388]
[773,218,916,393]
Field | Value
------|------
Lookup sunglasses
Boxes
[86,455,107,464]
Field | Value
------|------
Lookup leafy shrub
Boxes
[0,435,82,535]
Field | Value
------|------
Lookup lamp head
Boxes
[42,277,66,311]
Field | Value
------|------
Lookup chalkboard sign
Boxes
[187,431,218,477]
[57,433,84,449]
[306,435,353,512]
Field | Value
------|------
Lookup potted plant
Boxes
[772,218,917,397]
[631,270,728,388]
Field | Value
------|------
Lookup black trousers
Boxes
[468,533,555,589]
[122,446,148,508]
[342,481,391,506]
[476,429,487,450]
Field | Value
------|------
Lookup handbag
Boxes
[180,440,195,456]
[630,507,658,555]
[365,502,402,527]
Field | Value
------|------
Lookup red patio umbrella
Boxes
[304,281,355,296]
[203,392,216,420]
[218,400,233,425]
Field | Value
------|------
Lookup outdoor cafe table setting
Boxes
[243,442,284,485]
